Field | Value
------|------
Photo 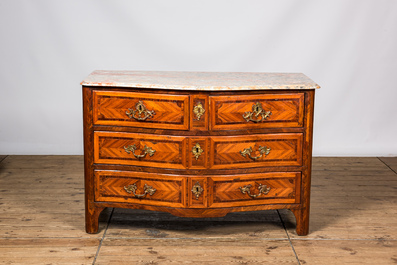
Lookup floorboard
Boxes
[0,156,396,264]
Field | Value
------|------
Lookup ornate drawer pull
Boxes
[192,143,203,160]
[124,183,156,198]
[239,184,271,198]
[191,181,204,200]
[240,146,270,160]
[126,101,155,121]
[243,102,271,122]
[124,144,156,159]
[193,102,205,120]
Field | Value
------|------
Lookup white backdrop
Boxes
[0,0,396,156]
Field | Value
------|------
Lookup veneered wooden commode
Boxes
[81,71,319,235]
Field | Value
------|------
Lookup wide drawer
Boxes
[210,93,304,130]
[95,170,186,207]
[94,131,187,169]
[209,172,301,207]
[93,91,189,130]
[210,133,303,169]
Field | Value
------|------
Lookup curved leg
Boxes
[86,204,106,234]
[291,207,310,236]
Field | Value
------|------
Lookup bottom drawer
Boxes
[95,170,300,209]
[209,172,301,207]
[95,170,186,208]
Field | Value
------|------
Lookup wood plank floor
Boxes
[0,156,396,264]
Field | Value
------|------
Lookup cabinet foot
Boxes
[85,205,106,234]
[291,208,309,236]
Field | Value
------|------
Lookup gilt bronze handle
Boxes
[240,146,271,160]
[124,183,156,198]
[239,184,271,198]
[243,102,271,122]
[124,144,156,159]
[126,101,155,121]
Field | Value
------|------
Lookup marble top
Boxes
[81,70,320,91]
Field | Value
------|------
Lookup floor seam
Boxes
[377,157,397,175]
[277,210,301,265]
[0,155,8,164]
[92,208,114,265]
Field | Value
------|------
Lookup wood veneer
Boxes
[82,71,318,236]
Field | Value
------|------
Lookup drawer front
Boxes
[210,133,303,169]
[95,170,186,207]
[93,91,189,130]
[209,172,300,207]
[94,132,187,169]
[210,93,304,130]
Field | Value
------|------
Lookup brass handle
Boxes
[193,102,205,120]
[240,146,271,160]
[192,143,204,160]
[239,184,271,198]
[243,102,271,122]
[191,181,204,200]
[126,101,155,121]
[124,184,156,198]
[124,144,156,159]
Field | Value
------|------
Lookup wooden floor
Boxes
[0,156,396,264]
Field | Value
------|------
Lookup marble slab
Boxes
[81,70,320,91]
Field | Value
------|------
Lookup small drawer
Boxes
[93,91,189,130]
[210,133,303,169]
[210,93,304,130]
[95,170,186,207]
[209,172,300,207]
[94,131,187,169]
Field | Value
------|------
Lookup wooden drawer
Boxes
[209,172,300,207]
[94,132,187,169]
[93,91,189,130]
[210,133,303,169]
[210,93,304,130]
[95,170,186,207]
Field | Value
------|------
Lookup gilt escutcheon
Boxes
[192,142,204,160]
[193,102,205,121]
[191,181,204,200]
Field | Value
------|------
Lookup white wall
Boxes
[0,0,396,156]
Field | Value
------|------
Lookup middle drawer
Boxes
[94,132,303,169]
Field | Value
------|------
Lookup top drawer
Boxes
[93,91,189,130]
[210,93,304,130]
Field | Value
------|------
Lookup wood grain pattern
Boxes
[187,138,209,169]
[95,238,298,264]
[95,170,186,207]
[190,94,209,130]
[93,91,189,130]
[94,131,187,169]
[3,156,397,265]
[83,86,106,234]
[210,93,304,130]
[83,81,316,235]
[291,240,397,265]
[291,89,315,236]
[188,178,208,208]
[209,172,300,207]
[210,133,303,169]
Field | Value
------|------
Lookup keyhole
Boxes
[194,187,199,192]
[255,106,260,112]
[195,147,199,153]
[138,105,143,111]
